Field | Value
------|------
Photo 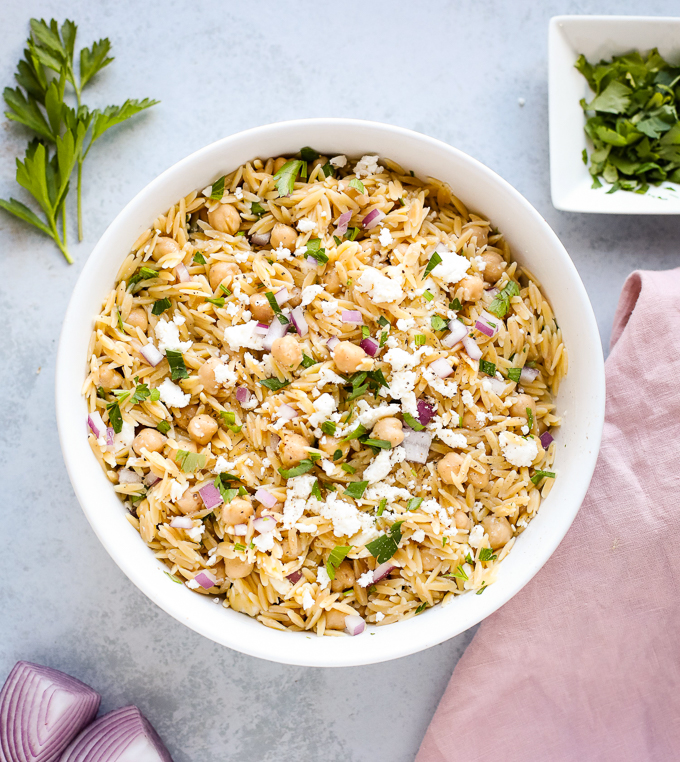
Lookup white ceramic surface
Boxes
[549,15,680,214]
[55,118,605,667]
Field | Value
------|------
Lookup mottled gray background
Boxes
[2,1,679,760]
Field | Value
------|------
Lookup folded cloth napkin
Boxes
[417,269,680,762]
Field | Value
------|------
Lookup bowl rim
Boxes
[56,117,605,666]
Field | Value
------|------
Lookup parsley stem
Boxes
[77,159,84,242]
[48,213,72,264]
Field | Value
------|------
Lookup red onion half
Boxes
[360,337,380,356]
[235,386,250,404]
[0,661,100,762]
[335,211,352,236]
[141,343,164,367]
[344,615,365,636]
[402,430,432,464]
[362,209,384,230]
[194,570,217,589]
[60,705,172,762]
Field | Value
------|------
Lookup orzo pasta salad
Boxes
[83,149,566,636]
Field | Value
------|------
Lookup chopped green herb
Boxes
[97,386,107,399]
[334,449,344,462]
[476,584,487,595]
[116,309,125,333]
[321,421,337,436]
[304,238,329,265]
[321,162,334,177]
[165,350,189,381]
[206,296,225,308]
[259,377,291,391]
[193,252,206,265]
[219,284,231,296]
[273,159,303,196]
[423,251,442,278]
[219,410,242,433]
[414,334,426,347]
[325,545,352,580]
[449,298,462,311]
[210,176,226,199]
[415,602,428,614]
[362,438,392,450]
[301,353,317,369]
[361,326,370,339]
[479,359,496,377]
[422,290,434,302]
[378,316,390,328]
[152,298,172,316]
[342,424,367,441]
[479,547,498,562]
[402,412,424,431]
[265,291,289,325]
[333,235,342,246]
[157,420,171,434]
[127,266,158,289]
[346,226,359,241]
[507,367,522,383]
[343,481,368,500]
[368,585,377,593]
[526,407,534,431]
[531,470,556,485]
[130,378,154,404]
[164,571,183,584]
[431,315,448,331]
[346,279,352,288]
[214,476,238,503]
[366,521,405,564]
[348,177,365,193]
[379,331,388,347]
[465,553,474,564]
[488,280,520,319]
[234,542,246,552]
[250,201,265,218]
[442,537,448,547]
[299,146,319,162]
[445,564,468,581]
[106,400,123,433]
[176,450,207,473]
[582,148,588,165]
[377,498,387,516]
[407,497,423,512]
[341,463,356,473]
[278,460,315,478]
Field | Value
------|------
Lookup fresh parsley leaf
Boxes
[488,280,519,319]
[210,176,226,200]
[301,354,317,369]
[479,359,496,377]
[444,564,468,581]
[333,235,342,246]
[299,146,319,162]
[342,424,367,441]
[423,251,442,278]
[176,450,207,473]
[250,201,265,218]
[273,159,303,196]
[334,450,344,462]
[423,290,434,302]
[157,420,171,434]
[165,350,189,381]
[321,162,334,177]
[526,407,534,431]
[377,498,387,516]
[311,479,322,500]
[531,470,556,485]
[193,252,206,264]
[414,334,426,347]
[406,497,423,512]
[506,367,522,383]
[380,331,388,347]
[304,238,329,264]
[152,298,172,315]
[259,377,290,391]
[415,602,428,614]
[234,542,246,552]
[431,315,447,331]
[321,421,336,436]
[219,284,231,296]
[449,298,462,311]
[344,481,368,499]
[219,410,242,433]
[402,412,424,431]
[164,571,183,584]
[279,460,315,478]
[106,400,123,433]
[349,177,365,193]
[378,316,390,327]
[362,438,392,450]
[346,226,359,241]
[366,521,405,564]
[341,463,355,473]
[361,325,370,339]
[325,545,351,580]
[127,266,158,289]
[265,291,289,325]
[479,547,498,562]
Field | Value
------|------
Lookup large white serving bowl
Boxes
[56,119,605,667]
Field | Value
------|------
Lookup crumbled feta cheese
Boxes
[462,390,475,408]
[213,456,235,474]
[321,300,339,316]
[253,532,275,552]
[157,378,190,408]
[297,218,316,233]
[316,366,346,389]
[423,367,458,398]
[476,411,492,424]
[411,529,426,543]
[283,474,317,528]
[317,566,331,588]
[315,492,374,537]
[186,578,200,589]
[378,227,393,247]
[169,480,185,501]
[330,155,348,168]
[521,424,530,435]
[234,186,243,199]
[355,400,400,429]
[114,420,135,451]
[155,317,192,354]
[357,570,375,587]
[431,249,471,284]
[308,393,337,429]
[223,321,265,351]
[273,243,294,261]
[302,589,314,611]
[354,154,384,178]
[474,255,486,271]
[356,266,404,304]
[375,612,385,622]
[428,417,467,449]
[214,362,238,387]
[186,524,205,543]
[301,285,325,306]
[364,446,406,484]
[202,185,213,197]
[364,483,411,503]
[499,431,538,467]
[469,524,487,548]
[396,317,415,332]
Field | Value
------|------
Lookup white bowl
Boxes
[549,15,680,214]
[56,119,605,667]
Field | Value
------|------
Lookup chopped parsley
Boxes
[476,584,488,595]
[379,331,388,347]
[325,545,352,580]
[378,316,390,327]
[193,252,206,265]
[366,521,404,564]
[106,400,123,433]
[506,367,522,383]
[531,470,556,485]
[344,481,368,500]
[176,450,207,473]
[362,438,391,450]
[342,424,367,442]
[152,298,172,316]
[321,421,337,436]
[377,498,387,516]
[273,159,303,196]
[311,479,322,500]
[345,226,359,241]
[526,407,534,431]
[301,353,317,368]
[116,309,125,333]
[278,460,315,478]
[219,284,231,297]
[402,412,424,431]
[361,326,370,339]
[206,296,225,308]
[166,350,189,381]
[431,315,447,331]
[321,162,334,177]
[234,542,246,552]
[259,377,290,391]
[449,298,462,311]
[157,420,171,434]
[299,146,319,162]
[335,450,345,462]
[127,266,158,290]
[265,291,289,325]
[341,463,356,473]
[406,497,423,512]
[333,235,342,246]
[304,238,329,265]
[219,411,242,433]
[488,281,520,319]
[164,572,183,584]
[479,359,496,377]
[423,251,442,278]
[348,177,365,193]
[414,334,426,347]
[445,564,468,581]
[422,290,434,302]
[479,547,498,562]
[415,602,429,614]
[250,201,265,218]
[210,176,226,199]
[214,476,239,503]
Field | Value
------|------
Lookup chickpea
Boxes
[454,510,471,530]
[437,452,488,488]
[479,251,506,284]
[279,433,310,466]
[250,293,275,322]
[288,286,303,308]
[132,428,166,455]
[420,549,440,571]
[360,239,375,255]
[325,609,347,630]
[176,487,202,515]
[510,394,537,429]
[99,366,123,389]
[334,341,371,373]
[174,404,199,431]
[188,414,218,445]
[221,498,254,527]
[272,335,302,371]
[281,533,300,562]
[330,561,356,592]
[255,502,282,518]
[126,307,148,332]
[223,556,254,579]
[323,269,343,294]
[273,157,288,173]
[319,436,350,460]
[270,223,297,252]
[310,156,329,174]
[209,261,240,291]
[458,275,484,302]
[208,203,241,235]
[467,463,490,490]
[198,357,223,396]
[371,417,404,447]
[481,516,513,550]
[151,236,180,262]
[462,410,484,431]
[467,225,489,247]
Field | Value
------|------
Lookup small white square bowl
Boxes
[549,15,680,214]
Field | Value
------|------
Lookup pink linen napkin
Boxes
[417,269,680,762]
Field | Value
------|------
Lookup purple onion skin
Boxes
[287,570,303,584]
[416,400,435,426]
[540,431,554,449]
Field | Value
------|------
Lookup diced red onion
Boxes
[335,210,352,236]
[198,483,223,511]
[372,561,396,583]
[540,431,554,449]
[87,411,106,438]
[443,319,468,348]
[475,319,495,338]
[520,366,540,384]
[60,705,172,762]
[0,661,100,762]
[254,322,269,335]
[477,310,500,338]
[144,471,160,487]
[362,209,384,230]
[234,523,248,536]
[170,516,193,529]
[277,403,298,420]
[141,342,164,367]
[250,231,271,247]
[253,516,277,533]
[344,615,365,636]
[106,427,115,446]
[175,262,191,283]
[255,488,278,508]
[486,287,499,297]
[287,570,303,584]
[342,310,362,323]
[402,429,432,464]
[486,377,506,396]
[118,469,142,485]
[290,306,309,336]
[274,288,289,306]
[429,358,454,378]
[462,335,482,361]
[417,399,435,426]
[360,337,380,356]
[193,570,217,589]
[327,336,340,351]
[306,255,318,266]
[236,386,250,404]
[263,318,288,351]
[270,433,281,448]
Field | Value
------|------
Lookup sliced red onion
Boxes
[402,429,432,464]
[335,211,352,236]
[372,561,396,583]
[443,319,468,348]
[170,516,193,529]
[250,231,271,247]
[342,310,362,323]
[234,523,248,536]
[255,488,278,508]
[540,431,554,449]
[254,322,269,335]
[429,358,454,378]
[198,483,223,511]
[327,336,340,351]
[344,615,365,636]
[194,570,217,589]
[287,570,303,584]
[476,310,500,338]
[263,318,288,351]
[87,411,106,438]
[362,209,384,230]
[144,471,160,487]
[306,255,318,266]
[60,705,172,762]
[0,661,100,762]
[277,403,298,420]
[290,306,309,336]
[106,427,115,446]
[360,337,380,356]
[253,516,277,533]
[236,386,250,404]
[475,319,495,338]
[141,342,164,367]
[520,366,540,384]
[417,399,435,426]
[462,335,482,361]
[275,287,290,306]
[175,262,191,283]
[486,287,499,297]
[118,469,142,485]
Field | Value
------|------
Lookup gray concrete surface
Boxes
[2,1,679,760]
